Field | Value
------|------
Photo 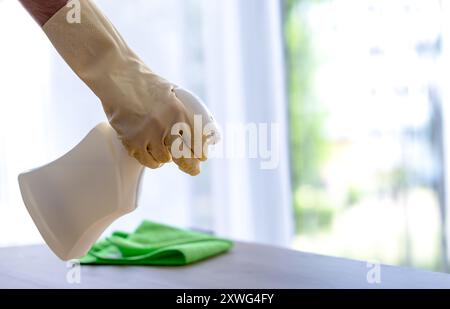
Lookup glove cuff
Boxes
[43,0,157,117]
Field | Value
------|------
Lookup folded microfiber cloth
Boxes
[79,220,233,266]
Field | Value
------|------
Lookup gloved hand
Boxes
[43,0,210,175]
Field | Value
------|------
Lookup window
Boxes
[284,0,449,272]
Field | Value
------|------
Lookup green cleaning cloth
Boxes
[79,220,233,266]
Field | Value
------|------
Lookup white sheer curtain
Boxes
[202,0,293,245]
[0,0,51,244]
[0,0,293,247]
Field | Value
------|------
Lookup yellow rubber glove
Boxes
[43,0,209,175]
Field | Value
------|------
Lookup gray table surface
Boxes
[0,242,449,288]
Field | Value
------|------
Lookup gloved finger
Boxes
[172,96,209,162]
[134,148,162,169]
[187,128,209,162]
[199,134,211,162]
[147,143,172,164]
[173,155,201,176]
[165,134,201,176]
[195,124,221,162]
[189,122,209,162]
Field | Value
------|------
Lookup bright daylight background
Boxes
[1,0,450,273]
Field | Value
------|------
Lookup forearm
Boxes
[42,1,145,111]
[18,0,68,26]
